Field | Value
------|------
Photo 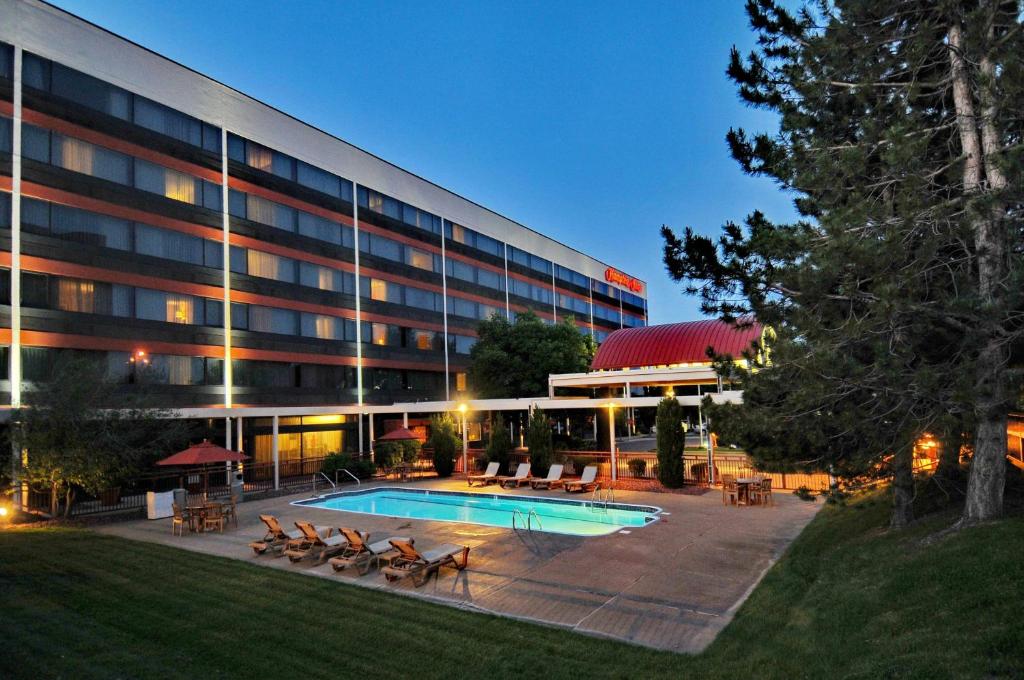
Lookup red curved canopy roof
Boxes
[591,320,763,371]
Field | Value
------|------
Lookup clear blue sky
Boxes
[49,0,795,325]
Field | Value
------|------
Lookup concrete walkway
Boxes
[97,478,820,653]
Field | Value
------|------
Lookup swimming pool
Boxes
[293,488,661,537]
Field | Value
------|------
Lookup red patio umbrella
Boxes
[376,427,419,442]
[155,440,249,466]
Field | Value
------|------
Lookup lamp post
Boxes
[607,401,617,482]
[458,402,469,475]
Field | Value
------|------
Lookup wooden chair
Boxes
[222,495,239,528]
[722,475,739,505]
[171,503,192,536]
[751,477,773,506]
[203,504,225,533]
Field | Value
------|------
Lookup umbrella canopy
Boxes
[156,440,249,466]
[377,427,419,442]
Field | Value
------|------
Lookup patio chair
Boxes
[563,465,599,493]
[722,475,739,505]
[203,503,225,533]
[222,495,239,528]
[381,539,470,587]
[249,514,311,556]
[497,463,532,488]
[750,477,773,506]
[171,503,192,536]
[283,522,350,564]
[328,529,414,575]
[529,464,564,489]
[467,461,500,487]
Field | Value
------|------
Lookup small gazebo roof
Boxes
[377,427,419,442]
[155,440,249,466]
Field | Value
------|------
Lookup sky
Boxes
[48,0,797,325]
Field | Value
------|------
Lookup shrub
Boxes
[375,440,421,467]
[526,409,554,477]
[485,413,513,474]
[322,452,376,481]
[656,397,686,487]
[428,413,460,477]
[627,458,647,477]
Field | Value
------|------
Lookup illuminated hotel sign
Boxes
[604,267,644,293]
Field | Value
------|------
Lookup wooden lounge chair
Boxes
[328,529,414,575]
[529,464,564,489]
[381,539,470,587]
[467,461,501,486]
[563,465,599,493]
[282,522,350,564]
[497,463,532,488]
[249,514,315,556]
[203,503,226,533]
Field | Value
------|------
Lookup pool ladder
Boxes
[591,485,615,513]
[512,508,543,532]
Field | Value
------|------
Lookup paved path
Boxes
[98,478,819,653]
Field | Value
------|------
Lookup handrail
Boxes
[527,508,542,531]
[512,508,527,531]
[337,469,360,486]
[312,471,337,497]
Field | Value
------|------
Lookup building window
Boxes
[407,247,433,271]
[370,278,388,302]
[57,279,96,313]
[414,330,434,351]
[372,323,388,346]
[456,373,467,392]
[165,294,195,324]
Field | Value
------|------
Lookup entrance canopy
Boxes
[591,319,764,371]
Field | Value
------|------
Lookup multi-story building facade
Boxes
[0,0,646,459]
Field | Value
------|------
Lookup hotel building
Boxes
[0,1,646,460]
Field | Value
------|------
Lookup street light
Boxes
[457,402,469,476]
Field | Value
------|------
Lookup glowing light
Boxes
[458,403,468,414]
[0,506,8,517]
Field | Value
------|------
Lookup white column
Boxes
[368,414,375,462]
[402,412,408,428]
[608,406,617,481]
[10,48,22,509]
[358,413,364,454]
[440,221,451,399]
[236,417,243,451]
[461,413,468,475]
[272,415,280,491]
[592,411,598,442]
[220,128,232,407]
[353,181,363,407]
[503,243,511,319]
[224,416,233,481]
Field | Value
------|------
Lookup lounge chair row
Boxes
[249,515,470,587]
[468,462,599,493]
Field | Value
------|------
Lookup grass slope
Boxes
[1,492,1022,679]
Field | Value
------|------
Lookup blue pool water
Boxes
[294,488,661,537]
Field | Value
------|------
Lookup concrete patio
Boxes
[97,478,820,653]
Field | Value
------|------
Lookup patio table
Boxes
[735,478,760,505]
[187,502,223,532]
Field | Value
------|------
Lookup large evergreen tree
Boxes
[467,311,597,398]
[662,0,1023,527]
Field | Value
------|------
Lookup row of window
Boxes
[449,296,505,322]
[446,258,505,292]
[444,221,504,258]
[227,133,353,203]
[0,42,11,80]
[228,187,353,247]
[558,292,590,316]
[0,116,11,153]
[21,196,223,267]
[359,230,441,274]
[593,303,622,324]
[510,276,554,305]
[555,264,590,290]
[22,124,223,210]
[357,186,443,236]
[623,312,645,327]
[508,245,553,277]
[22,52,221,153]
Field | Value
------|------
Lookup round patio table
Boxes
[735,478,760,505]
[187,502,223,532]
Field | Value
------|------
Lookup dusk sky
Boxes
[50,0,797,325]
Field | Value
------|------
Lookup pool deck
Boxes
[97,478,820,653]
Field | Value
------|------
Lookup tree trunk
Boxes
[948,18,1009,525]
[63,487,76,519]
[934,425,963,484]
[961,344,1007,524]
[890,444,915,530]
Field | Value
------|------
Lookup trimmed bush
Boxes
[428,413,460,477]
[526,409,554,477]
[656,397,686,487]
[485,413,513,474]
[627,458,647,477]
[322,452,376,480]
[375,440,421,467]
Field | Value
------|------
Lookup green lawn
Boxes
[2,492,1022,679]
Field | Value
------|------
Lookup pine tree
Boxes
[662,0,1023,527]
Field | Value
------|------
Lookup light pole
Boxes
[607,401,617,482]
[458,402,468,475]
